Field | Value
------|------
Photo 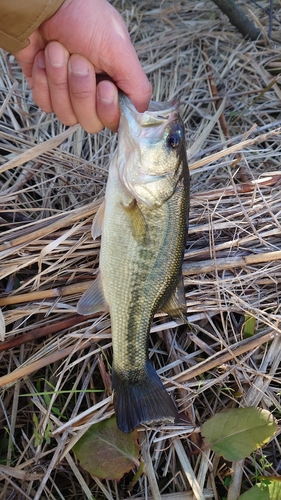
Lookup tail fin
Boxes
[112,361,179,433]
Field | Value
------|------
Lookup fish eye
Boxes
[167,134,180,149]
[166,124,183,150]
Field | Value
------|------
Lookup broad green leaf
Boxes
[243,314,256,337]
[73,416,139,480]
[238,480,281,499]
[201,407,277,461]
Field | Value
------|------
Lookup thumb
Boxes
[40,0,152,112]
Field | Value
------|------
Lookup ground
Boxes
[0,1,281,499]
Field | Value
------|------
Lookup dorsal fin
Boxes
[160,274,187,323]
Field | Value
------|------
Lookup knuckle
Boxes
[50,80,69,92]
[70,87,93,101]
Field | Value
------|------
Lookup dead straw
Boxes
[1,0,281,498]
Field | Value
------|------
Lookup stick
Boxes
[212,0,261,40]
[172,327,279,384]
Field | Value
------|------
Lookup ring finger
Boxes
[68,53,103,133]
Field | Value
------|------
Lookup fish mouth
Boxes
[119,91,180,127]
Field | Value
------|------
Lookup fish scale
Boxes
[107,201,183,372]
[77,93,189,433]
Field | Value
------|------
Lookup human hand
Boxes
[14,0,152,133]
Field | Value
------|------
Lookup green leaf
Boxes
[73,416,140,480]
[238,480,281,499]
[243,314,256,337]
[201,407,277,461]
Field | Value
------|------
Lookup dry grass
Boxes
[1,0,281,498]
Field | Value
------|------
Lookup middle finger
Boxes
[45,41,77,126]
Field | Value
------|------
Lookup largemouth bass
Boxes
[77,93,189,433]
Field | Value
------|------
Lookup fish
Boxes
[77,93,190,433]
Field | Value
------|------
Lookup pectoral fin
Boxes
[161,275,187,323]
[77,272,108,316]
[91,200,105,240]
[121,198,148,245]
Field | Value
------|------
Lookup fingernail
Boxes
[97,80,116,104]
[69,56,89,76]
[46,43,67,68]
[37,52,45,69]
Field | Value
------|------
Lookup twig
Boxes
[202,41,251,183]
[172,327,279,384]
[189,127,281,170]
[202,42,231,140]
[0,312,96,353]
[268,0,274,38]
[227,461,244,500]
[0,124,80,175]
[212,0,261,40]
[191,173,281,198]
[0,343,90,388]
[173,439,205,500]
[142,437,162,500]
[0,281,90,306]
[131,492,214,500]
[183,250,281,275]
